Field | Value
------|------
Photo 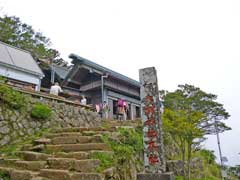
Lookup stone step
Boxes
[33,138,51,145]
[45,132,82,138]
[31,177,50,180]
[16,151,51,161]
[71,173,104,180]
[22,144,45,152]
[0,166,12,174]
[81,131,107,136]
[9,169,39,180]
[51,127,106,133]
[45,143,110,152]
[39,169,70,180]
[103,120,141,127]
[51,135,102,145]
[40,169,104,180]
[55,152,89,160]
[0,158,20,166]
[15,161,47,171]
[88,150,114,157]
[47,158,100,172]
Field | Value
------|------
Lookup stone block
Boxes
[0,125,10,134]
[74,159,100,172]
[55,151,89,160]
[47,158,74,170]
[10,169,38,180]
[71,173,104,180]
[40,169,71,180]
[15,160,47,171]
[46,143,110,152]
[17,151,51,161]
[137,172,174,180]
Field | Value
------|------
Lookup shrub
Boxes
[100,127,143,180]
[89,151,114,172]
[31,103,52,119]
[0,82,26,109]
[0,171,10,180]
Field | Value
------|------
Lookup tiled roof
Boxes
[0,41,44,77]
[69,53,140,87]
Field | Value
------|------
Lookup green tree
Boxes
[161,84,231,180]
[0,14,62,62]
[163,108,204,180]
[163,84,231,135]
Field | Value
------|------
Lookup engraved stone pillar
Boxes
[139,67,166,173]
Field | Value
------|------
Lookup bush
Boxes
[100,127,143,180]
[89,151,114,172]
[0,82,26,109]
[0,171,10,180]
[31,103,52,119]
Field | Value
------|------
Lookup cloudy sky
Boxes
[0,0,239,166]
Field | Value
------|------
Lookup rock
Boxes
[0,125,10,134]
[30,144,45,151]
[34,138,51,145]
[30,122,37,128]
[10,115,17,122]
[27,128,34,135]
[0,121,6,127]
[18,122,24,129]
[19,131,25,136]
[13,122,18,130]
[166,160,184,176]
[22,119,30,128]
[0,115,4,121]
[0,135,10,145]
[103,167,114,177]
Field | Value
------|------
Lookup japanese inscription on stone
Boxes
[139,67,166,173]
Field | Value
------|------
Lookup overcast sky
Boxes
[0,0,239,166]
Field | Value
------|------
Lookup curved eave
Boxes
[69,53,140,87]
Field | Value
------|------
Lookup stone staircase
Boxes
[0,120,140,180]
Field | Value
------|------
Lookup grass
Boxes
[0,171,10,180]
[0,128,51,158]
[90,127,143,180]
[89,151,114,172]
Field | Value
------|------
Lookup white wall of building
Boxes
[0,65,41,91]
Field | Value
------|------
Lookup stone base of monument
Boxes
[137,172,174,180]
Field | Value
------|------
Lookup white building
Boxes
[0,41,44,91]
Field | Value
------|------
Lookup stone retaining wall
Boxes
[0,93,100,146]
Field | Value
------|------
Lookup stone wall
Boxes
[0,92,101,146]
[166,158,204,178]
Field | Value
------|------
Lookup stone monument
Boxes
[137,67,173,180]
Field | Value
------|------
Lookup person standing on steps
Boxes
[117,98,124,120]
[80,95,87,105]
[49,82,63,96]
[102,101,110,119]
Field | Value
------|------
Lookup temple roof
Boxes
[69,53,140,87]
[0,41,44,77]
